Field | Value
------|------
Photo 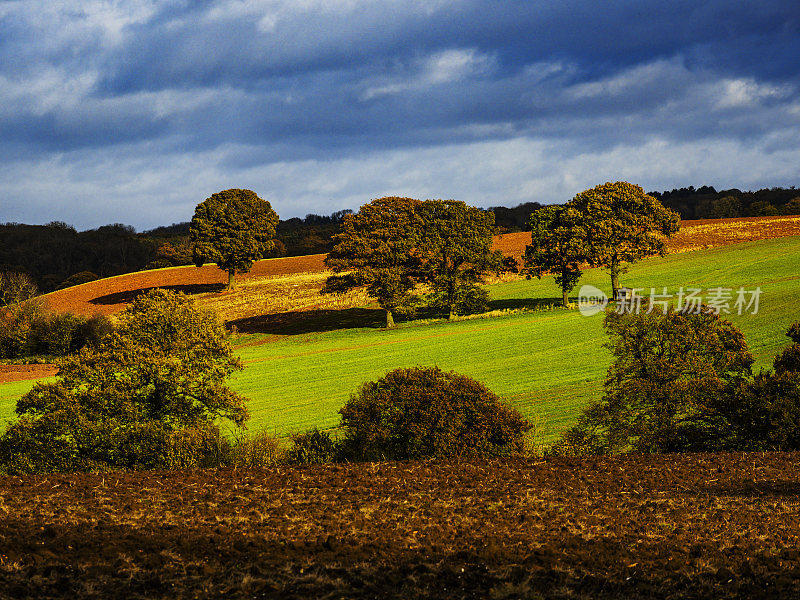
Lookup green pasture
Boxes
[2,236,799,442]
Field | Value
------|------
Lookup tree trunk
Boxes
[448,279,457,320]
[610,256,620,299]
[227,269,236,290]
[385,309,395,329]
[562,288,569,307]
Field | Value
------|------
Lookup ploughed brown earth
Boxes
[0,364,58,383]
[42,253,329,318]
[0,453,798,599]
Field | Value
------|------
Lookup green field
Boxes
[2,236,799,442]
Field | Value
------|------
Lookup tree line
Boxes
[2,185,797,295]
[653,185,800,220]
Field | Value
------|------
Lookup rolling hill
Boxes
[36,215,800,319]
[3,227,800,443]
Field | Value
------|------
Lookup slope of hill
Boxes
[2,452,799,599]
[41,253,328,317]
[38,215,800,319]
[4,235,800,441]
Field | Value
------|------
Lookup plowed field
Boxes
[495,214,800,260]
[42,253,328,317]
[1,452,798,599]
[0,364,58,383]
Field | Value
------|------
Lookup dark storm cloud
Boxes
[1,1,799,228]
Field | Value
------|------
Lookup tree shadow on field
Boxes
[228,308,387,335]
[89,284,226,305]
[487,298,565,311]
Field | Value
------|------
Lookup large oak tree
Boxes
[569,182,680,298]
[418,200,500,319]
[524,205,589,307]
[190,189,279,289]
[323,197,423,328]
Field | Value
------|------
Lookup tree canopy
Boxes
[0,289,248,473]
[524,205,589,306]
[569,182,680,297]
[418,200,500,319]
[190,189,279,289]
[324,197,423,328]
[325,197,501,326]
[552,307,754,455]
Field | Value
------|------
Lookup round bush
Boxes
[338,366,531,460]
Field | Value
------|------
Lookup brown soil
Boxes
[0,364,58,383]
[42,254,328,318]
[494,214,800,261]
[0,453,798,599]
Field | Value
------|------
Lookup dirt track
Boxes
[0,453,798,599]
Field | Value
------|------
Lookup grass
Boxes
[231,307,608,441]
[2,236,800,442]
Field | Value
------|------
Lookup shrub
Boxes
[0,271,38,306]
[552,307,754,455]
[338,366,531,461]
[29,312,84,356]
[721,373,800,451]
[0,289,248,473]
[773,322,800,375]
[0,303,112,359]
[719,321,800,451]
[144,258,173,270]
[286,429,337,464]
[0,301,40,358]
[55,271,98,290]
[74,314,114,349]
[224,430,283,468]
[164,425,229,469]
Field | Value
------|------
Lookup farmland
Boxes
[3,232,800,442]
[1,452,799,599]
[34,215,800,319]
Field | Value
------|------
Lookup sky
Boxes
[1,1,799,230]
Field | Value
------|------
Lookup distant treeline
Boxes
[651,185,800,220]
[2,187,798,293]
[0,211,356,293]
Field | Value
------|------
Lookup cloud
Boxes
[0,1,799,228]
[361,48,496,100]
[4,132,800,230]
